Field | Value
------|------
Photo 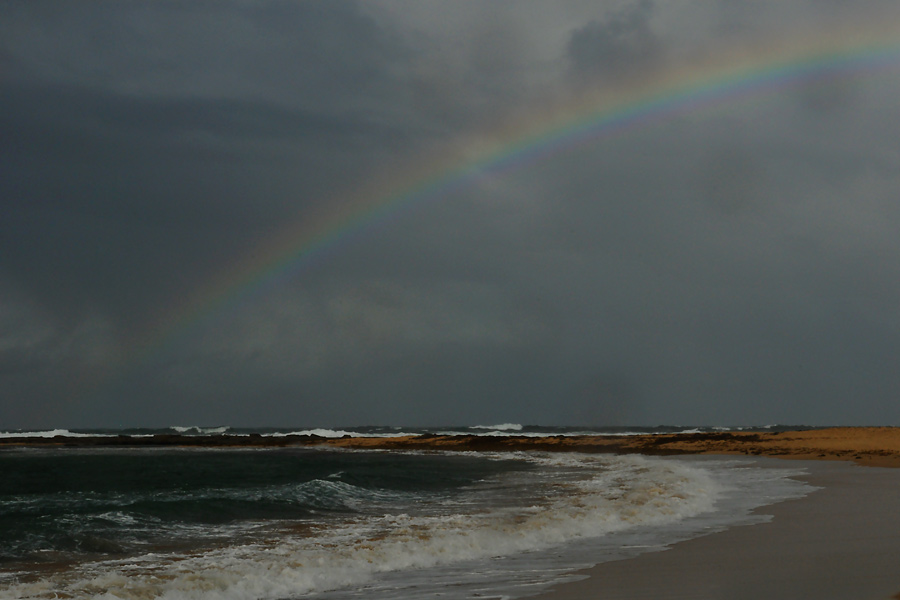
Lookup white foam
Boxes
[0,429,111,438]
[169,426,230,435]
[471,423,524,431]
[3,454,749,600]
[263,429,412,438]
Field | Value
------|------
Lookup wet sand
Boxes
[533,459,900,600]
[327,427,900,599]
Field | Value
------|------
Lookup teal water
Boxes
[1,448,523,565]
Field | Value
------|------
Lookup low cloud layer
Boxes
[2,0,900,428]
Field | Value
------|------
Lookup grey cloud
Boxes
[0,281,115,382]
[567,0,662,87]
[713,0,767,34]
[0,80,418,326]
[3,0,900,428]
[1,1,407,109]
[0,290,57,372]
[794,77,862,115]
[695,145,766,216]
[159,278,555,380]
[83,277,559,426]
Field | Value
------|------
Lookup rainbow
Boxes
[120,24,900,374]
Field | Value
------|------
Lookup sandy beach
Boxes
[533,458,900,600]
[330,427,900,599]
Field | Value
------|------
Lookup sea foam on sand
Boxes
[534,458,900,600]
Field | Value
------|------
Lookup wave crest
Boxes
[170,426,230,435]
[471,423,523,431]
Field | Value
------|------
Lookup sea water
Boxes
[0,429,814,600]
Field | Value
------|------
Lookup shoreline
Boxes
[534,458,900,600]
[3,426,899,467]
[5,427,899,598]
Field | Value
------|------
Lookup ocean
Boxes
[0,425,814,600]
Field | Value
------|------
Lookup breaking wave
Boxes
[170,426,230,435]
[1,451,812,600]
[0,429,111,439]
[471,423,524,431]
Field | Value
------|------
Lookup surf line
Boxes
[120,28,900,377]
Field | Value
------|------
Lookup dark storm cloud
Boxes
[1,85,354,313]
[2,0,900,428]
[83,276,560,426]
[1,1,404,97]
[0,0,438,424]
[0,0,426,325]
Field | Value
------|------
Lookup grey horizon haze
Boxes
[2,0,900,429]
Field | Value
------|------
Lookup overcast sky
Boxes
[3,0,900,429]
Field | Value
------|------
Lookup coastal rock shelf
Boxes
[4,427,899,467]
